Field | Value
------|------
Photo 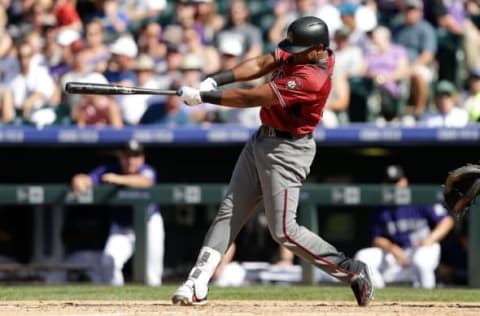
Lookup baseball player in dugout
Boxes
[354,165,455,289]
[71,140,165,286]
[172,16,374,306]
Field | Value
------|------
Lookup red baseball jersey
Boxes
[260,48,335,135]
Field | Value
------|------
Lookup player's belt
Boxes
[258,125,313,140]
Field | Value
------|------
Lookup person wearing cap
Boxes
[120,54,166,125]
[172,16,374,307]
[71,140,165,286]
[394,0,437,118]
[89,0,128,39]
[462,68,480,122]
[418,80,469,127]
[214,0,263,61]
[354,165,454,289]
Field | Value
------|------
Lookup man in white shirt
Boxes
[4,41,55,125]
[419,80,469,127]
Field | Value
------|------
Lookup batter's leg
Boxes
[173,137,263,305]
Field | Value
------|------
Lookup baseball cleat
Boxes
[350,262,374,306]
[171,279,208,306]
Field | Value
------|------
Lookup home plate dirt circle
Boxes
[0,300,479,316]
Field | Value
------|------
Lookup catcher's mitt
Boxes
[443,163,480,217]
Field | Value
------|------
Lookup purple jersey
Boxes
[88,162,158,226]
[370,204,448,248]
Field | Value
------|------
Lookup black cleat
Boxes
[350,262,374,306]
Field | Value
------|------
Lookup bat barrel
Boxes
[65,82,179,96]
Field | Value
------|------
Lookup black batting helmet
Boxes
[278,16,330,54]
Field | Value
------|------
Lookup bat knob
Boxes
[176,88,183,96]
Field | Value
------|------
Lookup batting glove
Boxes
[199,77,217,91]
[178,86,202,106]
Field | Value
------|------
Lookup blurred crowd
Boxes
[0,0,479,128]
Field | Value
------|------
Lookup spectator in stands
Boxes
[215,0,263,61]
[418,80,469,127]
[178,53,216,124]
[155,39,185,93]
[105,34,138,120]
[183,26,220,75]
[137,21,167,74]
[354,164,454,289]
[0,4,14,67]
[60,48,97,110]
[83,19,110,74]
[71,72,123,128]
[120,0,167,33]
[88,0,129,41]
[463,68,480,122]
[121,54,166,125]
[422,0,469,86]
[332,25,364,77]
[363,26,411,122]
[269,0,322,44]
[393,0,437,118]
[465,0,480,71]
[208,37,261,126]
[324,71,350,126]
[71,140,165,286]
[139,83,193,126]
[191,0,225,44]
[337,1,373,52]
[4,41,56,126]
[52,0,83,32]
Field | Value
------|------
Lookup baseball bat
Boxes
[65,82,180,96]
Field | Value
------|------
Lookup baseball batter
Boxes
[172,16,373,306]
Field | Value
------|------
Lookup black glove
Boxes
[443,163,480,218]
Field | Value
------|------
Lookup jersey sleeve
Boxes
[270,67,328,108]
[88,165,109,185]
[139,164,157,184]
[424,203,449,227]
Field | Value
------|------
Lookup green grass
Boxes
[0,285,479,302]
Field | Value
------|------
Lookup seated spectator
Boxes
[178,53,216,124]
[121,54,167,125]
[120,0,167,33]
[207,37,261,127]
[83,19,111,74]
[192,0,225,44]
[60,48,96,110]
[183,26,220,75]
[337,1,375,52]
[354,165,454,289]
[137,21,167,73]
[52,0,83,32]
[332,25,364,77]
[71,72,123,128]
[364,26,411,122]
[139,83,193,126]
[4,41,56,126]
[215,0,263,61]
[393,0,437,118]
[88,0,129,41]
[462,68,480,122]
[324,71,350,126]
[419,80,469,127]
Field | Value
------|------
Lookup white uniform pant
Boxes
[102,212,164,286]
[354,243,440,289]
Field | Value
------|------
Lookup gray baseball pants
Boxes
[203,129,358,283]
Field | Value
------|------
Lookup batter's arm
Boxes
[201,82,277,108]
[230,53,277,81]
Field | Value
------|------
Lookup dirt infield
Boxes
[1,300,480,316]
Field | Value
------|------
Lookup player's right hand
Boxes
[178,86,202,106]
[390,245,409,267]
[199,77,217,91]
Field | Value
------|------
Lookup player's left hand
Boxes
[178,86,202,105]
